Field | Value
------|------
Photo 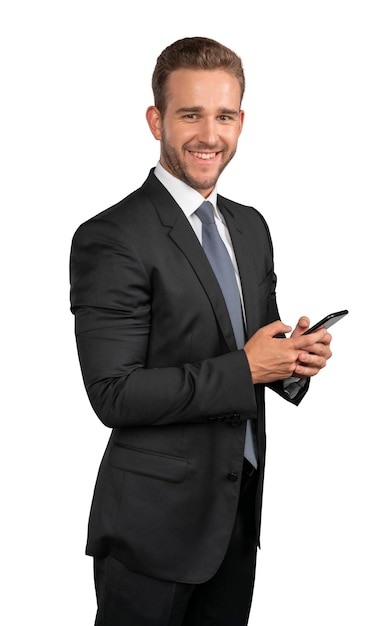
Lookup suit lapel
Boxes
[143,172,237,351]
[170,216,238,351]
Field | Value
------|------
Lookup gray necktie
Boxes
[195,201,257,468]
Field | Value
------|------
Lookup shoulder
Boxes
[71,169,168,244]
[217,194,272,235]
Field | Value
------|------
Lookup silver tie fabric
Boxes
[195,201,257,467]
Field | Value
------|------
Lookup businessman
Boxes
[70,36,332,626]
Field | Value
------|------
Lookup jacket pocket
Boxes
[108,443,188,484]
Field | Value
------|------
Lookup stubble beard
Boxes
[161,139,236,193]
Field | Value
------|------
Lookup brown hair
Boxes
[152,36,245,115]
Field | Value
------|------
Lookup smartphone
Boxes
[302,310,349,335]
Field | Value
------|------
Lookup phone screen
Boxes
[303,310,348,335]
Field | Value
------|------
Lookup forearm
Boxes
[78,340,257,428]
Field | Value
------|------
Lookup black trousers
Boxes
[94,460,258,626]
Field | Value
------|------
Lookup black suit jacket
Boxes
[70,169,308,584]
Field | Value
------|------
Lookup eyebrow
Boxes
[175,106,240,116]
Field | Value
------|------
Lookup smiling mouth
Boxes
[189,151,218,160]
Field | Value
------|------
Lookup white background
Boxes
[1,1,385,624]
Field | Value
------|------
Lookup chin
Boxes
[189,169,220,190]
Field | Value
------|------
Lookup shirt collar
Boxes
[154,162,218,220]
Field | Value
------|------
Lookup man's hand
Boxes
[243,318,333,384]
[290,315,311,337]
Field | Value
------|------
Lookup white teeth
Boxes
[190,152,216,160]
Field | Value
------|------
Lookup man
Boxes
[70,37,332,626]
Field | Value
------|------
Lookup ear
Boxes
[238,109,245,136]
[146,106,162,140]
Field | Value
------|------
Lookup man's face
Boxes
[147,69,244,197]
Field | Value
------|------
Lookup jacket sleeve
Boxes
[70,217,258,429]
[268,377,310,405]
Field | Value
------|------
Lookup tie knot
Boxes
[195,201,215,225]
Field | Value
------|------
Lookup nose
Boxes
[197,117,217,146]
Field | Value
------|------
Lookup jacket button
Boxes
[226,472,238,483]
